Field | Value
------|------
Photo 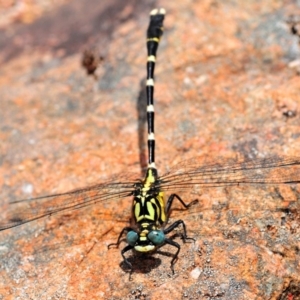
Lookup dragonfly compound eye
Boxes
[126,231,139,246]
[148,230,165,246]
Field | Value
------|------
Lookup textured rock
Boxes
[0,0,300,299]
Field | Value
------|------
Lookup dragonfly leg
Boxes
[163,219,195,273]
[164,219,194,242]
[163,238,180,274]
[166,193,198,214]
[107,226,132,249]
[121,244,134,272]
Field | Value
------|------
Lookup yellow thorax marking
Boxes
[142,168,156,195]
[133,168,166,223]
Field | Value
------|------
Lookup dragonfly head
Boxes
[126,226,165,252]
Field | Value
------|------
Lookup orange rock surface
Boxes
[0,0,300,299]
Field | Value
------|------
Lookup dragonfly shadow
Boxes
[120,253,162,274]
[118,231,195,275]
[136,78,148,175]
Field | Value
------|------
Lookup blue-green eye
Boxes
[148,230,165,245]
[126,231,138,246]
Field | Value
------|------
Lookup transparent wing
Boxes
[0,172,140,231]
[158,156,300,192]
[2,156,300,231]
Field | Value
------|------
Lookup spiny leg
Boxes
[163,219,195,273]
[121,244,134,272]
[166,193,198,214]
[108,226,134,271]
[163,194,198,273]
[164,238,181,274]
[107,226,132,249]
[164,219,195,243]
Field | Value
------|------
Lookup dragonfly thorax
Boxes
[132,168,166,224]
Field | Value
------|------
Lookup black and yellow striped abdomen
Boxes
[146,8,165,169]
